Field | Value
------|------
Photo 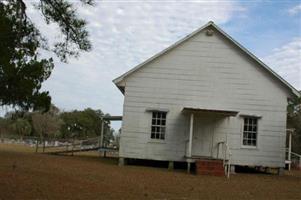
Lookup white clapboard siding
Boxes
[118,25,292,167]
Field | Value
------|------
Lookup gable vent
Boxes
[206,29,214,36]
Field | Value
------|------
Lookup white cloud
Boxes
[263,38,301,90]
[23,1,246,129]
[288,4,301,16]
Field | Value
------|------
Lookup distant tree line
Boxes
[0,105,115,145]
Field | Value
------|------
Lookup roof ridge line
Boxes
[113,21,300,97]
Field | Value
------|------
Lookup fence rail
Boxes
[0,136,118,155]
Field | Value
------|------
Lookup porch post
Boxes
[188,113,194,158]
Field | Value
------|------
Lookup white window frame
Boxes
[150,111,167,140]
[241,117,258,148]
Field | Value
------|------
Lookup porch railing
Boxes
[217,141,232,178]
[285,148,301,170]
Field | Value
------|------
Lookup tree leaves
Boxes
[0,0,94,112]
[0,2,54,112]
[12,118,32,139]
[60,108,105,139]
[36,0,93,62]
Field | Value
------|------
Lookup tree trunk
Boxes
[0,130,3,143]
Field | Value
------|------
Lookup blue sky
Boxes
[14,0,301,130]
[224,1,301,56]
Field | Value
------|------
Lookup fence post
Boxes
[71,138,74,156]
[42,138,45,153]
[100,119,104,148]
[35,138,39,153]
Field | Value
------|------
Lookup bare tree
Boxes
[31,112,61,152]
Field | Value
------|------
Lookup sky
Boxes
[19,0,301,130]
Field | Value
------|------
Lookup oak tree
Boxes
[0,0,94,112]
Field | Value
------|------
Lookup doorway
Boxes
[191,116,215,157]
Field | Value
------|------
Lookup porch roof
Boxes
[182,107,238,116]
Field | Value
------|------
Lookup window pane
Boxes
[152,119,156,125]
[155,127,160,133]
[157,112,161,118]
[151,126,156,133]
[150,111,167,140]
[243,117,257,146]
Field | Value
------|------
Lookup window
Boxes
[151,112,166,140]
[242,117,257,147]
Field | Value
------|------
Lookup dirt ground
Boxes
[0,144,301,200]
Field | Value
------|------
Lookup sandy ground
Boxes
[0,143,301,200]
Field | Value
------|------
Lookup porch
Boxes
[182,107,238,176]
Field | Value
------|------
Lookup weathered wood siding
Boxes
[119,25,290,167]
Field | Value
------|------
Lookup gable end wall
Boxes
[119,26,289,167]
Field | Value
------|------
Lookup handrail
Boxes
[290,151,301,157]
[285,149,301,170]
[217,141,231,178]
